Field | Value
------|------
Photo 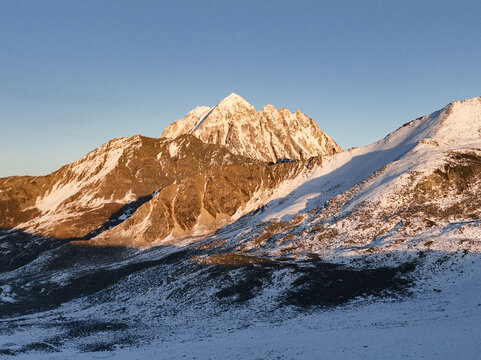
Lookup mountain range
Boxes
[1,94,481,358]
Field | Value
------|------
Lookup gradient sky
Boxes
[1,0,480,177]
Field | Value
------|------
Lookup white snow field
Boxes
[5,253,481,359]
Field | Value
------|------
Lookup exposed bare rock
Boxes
[0,134,257,238]
[76,159,310,247]
[161,93,341,162]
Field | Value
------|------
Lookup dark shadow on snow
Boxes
[0,189,161,272]
[0,225,463,357]
[77,189,160,241]
[0,224,420,318]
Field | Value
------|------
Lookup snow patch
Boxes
[168,142,180,158]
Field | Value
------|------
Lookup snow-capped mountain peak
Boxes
[3,96,481,359]
[432,96,481,145]
[188,105,211,119]
[216,92,255,111]
[161,93,341,162]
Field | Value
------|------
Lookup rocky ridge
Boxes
[78,159,315,247]
[1,94,340,244]
[161,93,341,162]
[0,135,265,239]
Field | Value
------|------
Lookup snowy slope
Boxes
[6,253,481,360]
[160,106,211,138]
[1,231,480,359]
[190,97,481,261]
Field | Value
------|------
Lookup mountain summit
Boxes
[161,93,341,162]
[216,92,254,110]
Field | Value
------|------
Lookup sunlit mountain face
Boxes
[1,96,481,359]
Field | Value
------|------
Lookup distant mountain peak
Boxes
[216,92,254,111]
[261,104,277,113]
[161,94,341,162]
[187,105,211,118]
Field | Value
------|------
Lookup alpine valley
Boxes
[1,94,481,359]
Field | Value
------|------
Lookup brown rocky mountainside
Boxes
[75,159,314,247]
[0,133,316,242]
[161,93,341,162]
[0,135,263,239]
[1,94,342,244]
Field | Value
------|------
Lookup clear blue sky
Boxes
[1,0,480,177]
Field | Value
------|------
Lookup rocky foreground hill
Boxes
[1,95,481,358]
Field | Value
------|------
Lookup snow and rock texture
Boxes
[1,230,480,359]
[0,135,266,239]
[192,96,481,263]
[2,96,481,359]
[161,93,342,162]
[3,253,481,359]
[78,159,311,248]
[0,133,313,244]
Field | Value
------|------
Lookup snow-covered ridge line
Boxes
[194,96,481,260]
[189,93,256,134]
[35,136,144,214]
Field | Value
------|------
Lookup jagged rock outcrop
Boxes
[161,93,341,162]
